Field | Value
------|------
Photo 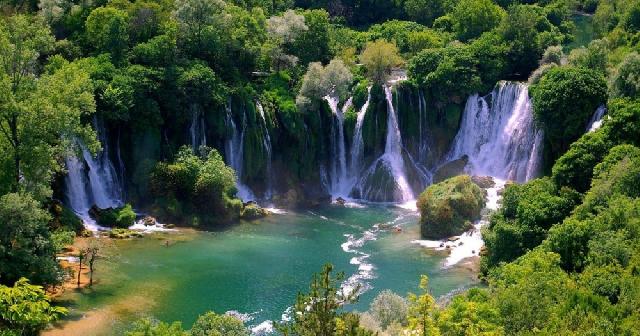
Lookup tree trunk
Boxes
[9,115,19,191]
[77,257,83,288]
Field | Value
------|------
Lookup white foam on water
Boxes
[265,207,287,214]
[128,220,176,233]
[413,179,506,267]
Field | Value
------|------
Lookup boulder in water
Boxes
[142,216,157,226]
[418,175,485,239]
[471,176,495,188]
[90,204,137,228]
[335,197,346,205]
[241,203,269,220]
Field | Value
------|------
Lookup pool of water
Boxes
[56,204,479,334]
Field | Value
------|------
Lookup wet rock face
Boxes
[471,176,496,189]
[417,175,486,239]
[433,155,469,183]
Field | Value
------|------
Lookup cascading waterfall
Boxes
[225,102,255,201]
[256,101,274,199]
[349,88,371,181]
[417,90,429,161]
[352,86,415,202]
[325,95,352,196]
[190,105,207,151]
[64,120,124,231]
[587,105,607,132]
[447,81,543,182]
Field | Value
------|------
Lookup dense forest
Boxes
[0,0,639,334]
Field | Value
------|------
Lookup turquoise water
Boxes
[59,205,478,334]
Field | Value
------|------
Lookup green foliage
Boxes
[418,175,485,239]
[0,193,60,286]
[276,264,373,336]
[190,311,249,336]
[85,7,129,63]
[51,230,75,253]
[0,15,96,198]
[94,204,137,228]
[482,178,581,270]
[368,290,408,330]
[498,4,565,77]
[610,52,640,98]
[149,146,239,226]
[531,66,607,161]
[125,318,188,336]
[0,278,67,335]
[408,43,482,103]
[359,40,403,84]
[450,0,505,41]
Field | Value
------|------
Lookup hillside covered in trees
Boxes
[1,0,640,334]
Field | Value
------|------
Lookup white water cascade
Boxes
[224,102,255,201]
[352,86,415,202]
[190,106,207,150]
[349,88,372,182]
[447,81,543,182]
[417,90,430,162]
[64,121,124,231]
[256,101,274,199]
[587,105,607,132]
[325,95,352,196]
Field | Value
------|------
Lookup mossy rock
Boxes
[418,175,486,239]
[108,228,144,239]
[48,201,84,233]
[90,204,137,228]
[241,202,269,220]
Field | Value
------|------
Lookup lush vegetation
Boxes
[149,146,242,226]
[417,175,486,239]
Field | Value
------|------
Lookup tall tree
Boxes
[0,15,96,197]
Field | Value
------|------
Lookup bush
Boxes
[418,175,485,239]
[368,290,408,330]
[190,311,249,336]
[93,204,137,228]
[149,146,240,226]
[531,66,607,161]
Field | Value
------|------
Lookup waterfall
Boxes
[190,105,207,151]
[256,101,274,199]
[587,105,607,132]
[447,81,543,182]
[64,120,124,231]
[225,101,255,201]
[325,95,352,196]
[349,88,371,181]
[417,90,429,161]
[352,86,415,202]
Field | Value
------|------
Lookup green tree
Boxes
[276,264,372,336]
[0,278,67,335]
[407,275,439,336]
[0,193,60,286]
[610,52,640,98]
[531,66,607,160]
[190,311,249,336]
[482,178,581,270]
[450,0,505,41]
[0,16,96,197]
[498,5,564,77]
[403,0,449,25]
[291,9,331,65]
[126,318,188,336]
[368,290,408,330]
[85,7,130,63]
[359,40,403,84]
